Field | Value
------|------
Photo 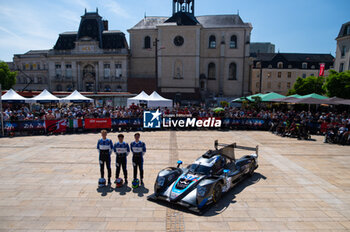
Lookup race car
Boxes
[148,140,259,213]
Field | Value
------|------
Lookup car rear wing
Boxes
[214,140,259,161]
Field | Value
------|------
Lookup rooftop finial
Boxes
[85,8,87,14]
[96,7,98,13]
[237,9,239,15]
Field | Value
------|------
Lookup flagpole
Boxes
[0,84,4,137]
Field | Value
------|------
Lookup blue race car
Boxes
[148,140,259,213]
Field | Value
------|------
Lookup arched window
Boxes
[209,35,216,48]
[228,63,237,80]
[56,85,62,91]
[302,62,308,69]
[277,62,283,69]
[230,35,237,48]
[208,63,216,80]
[144,36,151,49]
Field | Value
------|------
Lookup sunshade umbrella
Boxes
[213,107,225,113]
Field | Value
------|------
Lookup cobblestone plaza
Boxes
[0,131,350,231]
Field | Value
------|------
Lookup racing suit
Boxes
[130,141,146,180]
[113,142,130,180]
[97,138,113,179]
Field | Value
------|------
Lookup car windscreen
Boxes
[188,164,212,175]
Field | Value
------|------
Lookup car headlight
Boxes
[197,186,207,197]
[157,176,165,186]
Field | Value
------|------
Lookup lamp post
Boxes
[153,38,159,91]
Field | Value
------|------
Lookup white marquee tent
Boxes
[127,91,150,107]
[1,89,29,103]
[127,91,173,108]
[30,89,61,103]
[147,91,173,108]
[61,90,94,103]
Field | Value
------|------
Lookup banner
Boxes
[68,119,83,129]
[18,121,45,131]
[319,63,325,77]
[4,121,45,131]
[85,118,111,129]
[45,120,67,133]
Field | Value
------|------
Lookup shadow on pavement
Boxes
[96,184,114,197]
[203,172,267,216]
[147,172,267,216]
[132,185,149,197]
[115,184,132,195]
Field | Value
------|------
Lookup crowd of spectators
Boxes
[2,103,350,144]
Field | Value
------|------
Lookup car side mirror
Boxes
[223,169,229,177]
[177,160,183,168]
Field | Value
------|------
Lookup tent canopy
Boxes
[300,93,328,100]
[232,93,263,102]
[30,89,61,103]
[288,94,302,98]
[127,91,150,107]
[1,89,28,103]
[127,91,173,108]
[61,90,94,103]
[259,92,286,102]
[147,91,173,108]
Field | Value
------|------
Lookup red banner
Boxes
[84,118,112,129]
[45,120,67,133]
[319,63,325,77]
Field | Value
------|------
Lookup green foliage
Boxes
[220,101,229,107]
[323,70,350,99]
[288,76,325,96]
[0,61,17,90]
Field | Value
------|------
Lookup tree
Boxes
[0,61,17,90]
[323,70,350,99]
[288,76,325,96]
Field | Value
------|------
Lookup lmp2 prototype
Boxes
[148,140,259,213]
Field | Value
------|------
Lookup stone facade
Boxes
[12,10,129,93]
[251,53,334,95]
[128,0,252,101]
[334,22,350,72]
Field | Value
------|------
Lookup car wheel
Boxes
[212,183,222,203]
[248,161,256,176]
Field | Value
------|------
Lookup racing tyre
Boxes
[212,183,222,203]
[248,161,256,177]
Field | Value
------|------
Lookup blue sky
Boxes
[0,0,349,61]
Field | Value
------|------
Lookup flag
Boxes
[319,63,325,77]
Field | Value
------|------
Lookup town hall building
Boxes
[12,9,129,93]
[128,0,253,102]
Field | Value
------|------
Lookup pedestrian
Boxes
[113,134,130,185]
[97,130,113,185]
[130,133,146,186]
